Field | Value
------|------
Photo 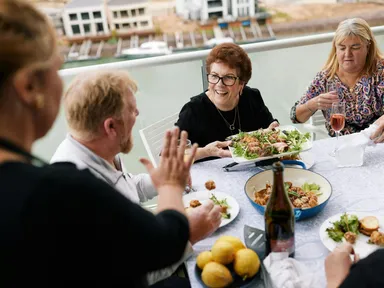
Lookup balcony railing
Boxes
[34,26,384,173]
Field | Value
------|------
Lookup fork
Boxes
[185,185,196,193]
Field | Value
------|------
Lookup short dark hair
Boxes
[206,43,252,84]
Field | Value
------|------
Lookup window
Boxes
[131,9,136,17]
[81,12,90,20]
[123,23,130,28]
[113,11,118,18]
[121,10,128,17]
[96,22,104,33]
[133,22,137,27]
[116,24,120,30]
[69,13,77,21]
[83,24,91,33]
[93,11,102,19]
[208,11,223,18]
[239,7,246,16]
[71,24,80,34]
[140,21,148,27]
[138,8,145,15]
[208,0,222,8]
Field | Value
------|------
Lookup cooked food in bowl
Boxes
[244,168,332,220]
[279,153,300,161]
[254,182,321,208]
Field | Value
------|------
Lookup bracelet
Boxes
[306,102,315,114]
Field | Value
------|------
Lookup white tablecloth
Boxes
[186,137,384,287]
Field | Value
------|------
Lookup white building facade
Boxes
[62,0,110,37]
[108,0,153,32]
[176,0,255,21]
[231,0,255,18]
[39,7,66,36]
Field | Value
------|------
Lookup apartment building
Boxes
[176,0,255,21]
[108,0,153,32]
[62,0,109,37]
[39,7,66,36]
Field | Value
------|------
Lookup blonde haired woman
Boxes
[290,18,384,136]
[0,0,195,287]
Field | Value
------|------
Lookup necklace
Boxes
[216,106,241,133]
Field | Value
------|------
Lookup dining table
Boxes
[185,136,384,287]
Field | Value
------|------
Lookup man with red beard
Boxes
[51,70,222,288]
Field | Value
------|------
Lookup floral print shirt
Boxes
[290,59,384,136]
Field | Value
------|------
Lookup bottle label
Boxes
[270,238,294,254]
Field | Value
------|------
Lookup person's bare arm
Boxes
[295,91,338,123]
[194,140,232,161]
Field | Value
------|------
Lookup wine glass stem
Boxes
[335,131,339,153]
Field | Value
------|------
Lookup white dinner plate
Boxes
[183,191,240,228]
[228,125,313,164]
[319,211,384,259]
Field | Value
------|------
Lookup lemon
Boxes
[211,241,234,265]
[216,235,246,253]
[196,251,213,270]
[234,249,260,279]
[202,262,233,288]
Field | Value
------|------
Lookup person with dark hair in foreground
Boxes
[0,0,196,287]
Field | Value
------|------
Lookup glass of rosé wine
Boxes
[330,102,346,156]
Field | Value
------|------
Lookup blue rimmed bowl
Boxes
[244,168,332,221]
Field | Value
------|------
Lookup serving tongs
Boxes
[223,159,306,171]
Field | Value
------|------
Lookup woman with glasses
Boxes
[175,43,279,162]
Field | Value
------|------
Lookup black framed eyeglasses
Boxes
[207,74,239,86]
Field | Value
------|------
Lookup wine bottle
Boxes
[264,161,295,257]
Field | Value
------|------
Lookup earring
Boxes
[35,93,45,109]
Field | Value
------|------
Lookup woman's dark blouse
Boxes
[340,248,384,287]
[176,86,277,161]
[0,161,189,287]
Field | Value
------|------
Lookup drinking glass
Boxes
[330,102,346,156]
[178,139,195,193]
[178,139,194,164]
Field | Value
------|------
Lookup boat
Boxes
[204,37,234,47]
[118,41,172,58]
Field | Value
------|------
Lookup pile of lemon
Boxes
[196,235,260,288]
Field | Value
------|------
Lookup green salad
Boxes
[209,194,231,219]
[230,128,311,160]
[326,213,360,242]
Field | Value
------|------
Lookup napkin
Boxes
[338,123,378,148]
[263,252,322,288]
[335,124,378,167]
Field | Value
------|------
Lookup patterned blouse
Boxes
[290,59,384,136]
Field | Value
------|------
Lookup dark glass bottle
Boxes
[264,161,295,257]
